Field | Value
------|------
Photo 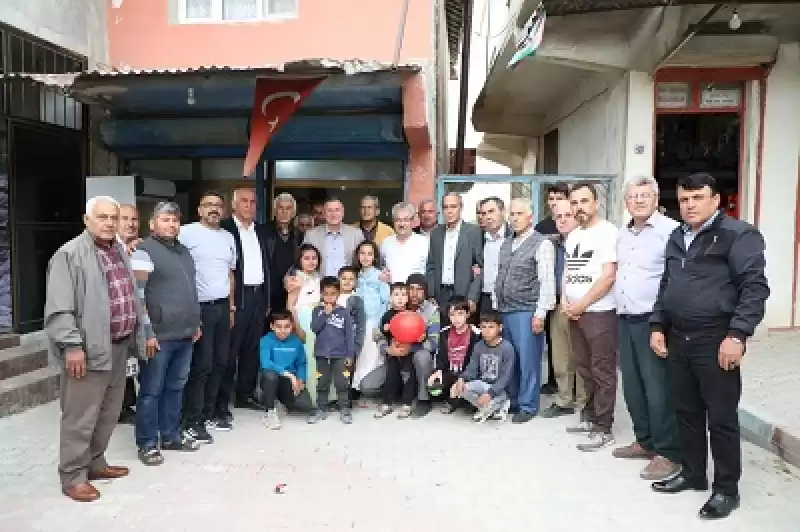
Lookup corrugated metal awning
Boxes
[0,58,421,104]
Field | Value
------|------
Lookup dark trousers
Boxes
[439,367,462,408]
[259,370,312,412]
[382,355,417,406]
[570,311,618,431]
[183,299,231,425]
[436,285,455,326]
[619,315,679,462]
[218,286,266,413]
[122,377,137,410]
[543,310,557,387]
[668,329,741,496]
[316,357,350,410]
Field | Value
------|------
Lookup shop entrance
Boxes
[655,112,740,220]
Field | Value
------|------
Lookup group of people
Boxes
[45,173,768,521]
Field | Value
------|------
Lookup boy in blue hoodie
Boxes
[308,276,356,425]
[259,311,312,430]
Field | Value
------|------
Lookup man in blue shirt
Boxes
[259,310,312,430]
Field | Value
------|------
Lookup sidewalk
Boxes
[739,331,800,467]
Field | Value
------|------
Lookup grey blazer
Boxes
[426,221,483,303]
[302,224,364,275]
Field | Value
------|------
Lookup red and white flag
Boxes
[242,77,325,177]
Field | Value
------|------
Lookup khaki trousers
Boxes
[59,337,128,488]
[550,304,587,409]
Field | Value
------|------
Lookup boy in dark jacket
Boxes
[451,310,515,423]
[308,277,356,425]
[428,296,481,414]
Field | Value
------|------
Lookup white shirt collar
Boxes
[234,215,255,232]
[446,220,462,233]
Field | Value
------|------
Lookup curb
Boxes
[739,406,800,468]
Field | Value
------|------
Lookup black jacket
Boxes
[220,217,271,310]
[650,212,769,339]
[435,325,482,373]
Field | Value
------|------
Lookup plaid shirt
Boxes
[96,243,138,340]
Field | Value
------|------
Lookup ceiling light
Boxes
[729,9,742,31]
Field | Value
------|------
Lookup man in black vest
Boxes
[218,188,272,423]
[649,173,769,519]
[131,202,202,465]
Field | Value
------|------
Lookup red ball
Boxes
[389,311,426,344]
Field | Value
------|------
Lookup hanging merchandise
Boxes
[508,4,546,69]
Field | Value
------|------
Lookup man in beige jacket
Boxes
[44,196,146,502]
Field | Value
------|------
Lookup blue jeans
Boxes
[135,339,194,449]
[502,311,544,414]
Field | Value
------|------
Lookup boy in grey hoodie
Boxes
[451,310,514,423]
[308,276,356,425]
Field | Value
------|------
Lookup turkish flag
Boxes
[242,77,325,177]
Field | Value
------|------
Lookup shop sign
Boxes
[700,87,741,108]
[656,83,689,108]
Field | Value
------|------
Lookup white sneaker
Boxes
[491,399,512,422]
[262,409,282,430]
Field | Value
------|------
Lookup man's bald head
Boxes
[118,204,139,243]
[232,187,257,224]
[553,199,577,236]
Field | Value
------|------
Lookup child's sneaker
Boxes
[374,404,393,418]
[491,399,512,422]
[397,405,412,419]
[340,408,353,424]
[263,409,281,430]
[474,405,495,423]
[440,403,457,415]
[307,408,327,424]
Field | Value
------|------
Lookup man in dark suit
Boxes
[266,193,302,313]
[426,192,483,323]
[216,187,272,427]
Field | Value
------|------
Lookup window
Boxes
[181,0,297,22]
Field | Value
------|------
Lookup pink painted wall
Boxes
[106,0,434,68]
[104,0,436,200]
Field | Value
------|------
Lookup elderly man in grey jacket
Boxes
[494,199,556,424]
[44,196,146,503]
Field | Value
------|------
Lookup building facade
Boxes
[0,1,108,332]
[470,1,800,330]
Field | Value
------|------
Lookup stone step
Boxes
[0,367,60,418]
[0,346,49,380]
[0,333,21,350]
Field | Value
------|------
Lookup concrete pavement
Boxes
[739,332,800,467]
[1,398,799,532]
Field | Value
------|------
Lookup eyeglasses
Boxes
[626,193,654,200]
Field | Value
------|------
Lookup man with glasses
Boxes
[178,191,237,445]
[381,202,430,283]
[613,177,681,481]
[131,202,202,465]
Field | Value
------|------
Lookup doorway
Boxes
[655,113,740,220]
[11,123,85,332]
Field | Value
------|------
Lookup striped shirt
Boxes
[96,243,137,340]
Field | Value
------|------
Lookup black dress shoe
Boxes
[699,492,740,519]
[651,474,708,494]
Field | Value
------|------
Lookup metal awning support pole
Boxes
[454,0,475,174]
[255,158,268,225]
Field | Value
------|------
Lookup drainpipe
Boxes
[454,0,475,174]
[652,4,723,72]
